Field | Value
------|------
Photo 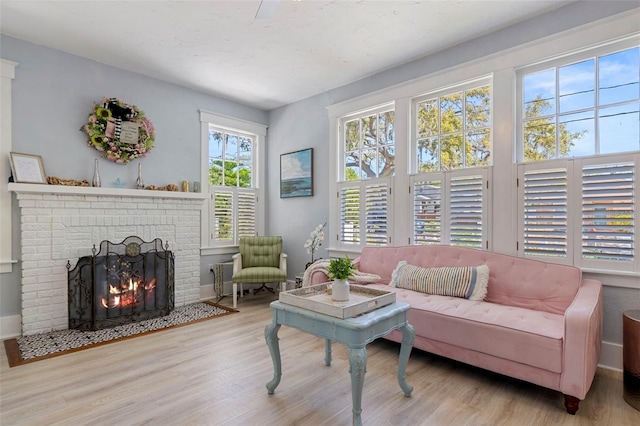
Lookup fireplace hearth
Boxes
[67,236,175,330]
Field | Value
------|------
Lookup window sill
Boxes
[582,269,640,290]
[200,246,239,256]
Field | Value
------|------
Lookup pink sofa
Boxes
[307,245,603,414]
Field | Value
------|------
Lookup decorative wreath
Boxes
[82,97,155,164]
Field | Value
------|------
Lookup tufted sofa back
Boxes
[357,245,582,315]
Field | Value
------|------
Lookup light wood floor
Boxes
[1,293,639,426]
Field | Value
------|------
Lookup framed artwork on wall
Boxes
[280,148,313,198]
[9,152,47,184]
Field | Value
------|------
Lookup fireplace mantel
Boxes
[8,182,208,200]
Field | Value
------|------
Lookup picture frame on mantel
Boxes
[9,152,47,184]
[280,148,313,198]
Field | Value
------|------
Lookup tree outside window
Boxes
[344,109,395,181]
[416,85,492,172]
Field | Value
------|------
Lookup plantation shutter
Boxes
[412,168,489,247]
[212,190,233,242]
[413,178,442,245]
[449,174,484,248]
[211,187,258,245]
[365,182,389,245]
[339,185,360,244]
[520,166,569,259]
[581,162,635,263]
[237,190,257,238]
[337,178,391,248]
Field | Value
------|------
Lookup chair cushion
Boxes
[240,236,282,268]
[232,267,287,283]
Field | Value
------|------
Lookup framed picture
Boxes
[9,152,47,184]
[280,148,313,198]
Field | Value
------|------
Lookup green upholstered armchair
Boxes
[231,236,287,308]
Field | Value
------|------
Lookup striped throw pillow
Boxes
[390,261,489,301]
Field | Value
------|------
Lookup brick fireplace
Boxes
[10,184,206,336]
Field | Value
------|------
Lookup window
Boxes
[415,83,492,172]
[519,46,639,161]
[411,81,492,249]
[337,105,394,249]
[209,127,257,244]
[200,111,266,250]
[517,42,640,272]
[1,59,17,273]
[343,106,395,180]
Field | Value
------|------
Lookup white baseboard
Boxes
[0,314,21,339]
[200,283,215,300]
[200,280,296,301]
[599,340,623,372]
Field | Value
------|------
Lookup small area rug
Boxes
[4,301,237,367]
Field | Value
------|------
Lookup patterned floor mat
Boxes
[4,301,237,367]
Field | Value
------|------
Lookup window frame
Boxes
[515,38,640,274]
[411,78,493,173]
[1,59,17,273]
[199,110,267,255]
[515,37,640,163]
[339,103,396,182]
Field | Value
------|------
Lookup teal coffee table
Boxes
[265,300,414,426]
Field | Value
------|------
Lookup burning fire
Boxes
[100,278,156,309]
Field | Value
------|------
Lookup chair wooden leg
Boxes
[233,283,238,309]
[280,282,286,292]
[564,395,580,415]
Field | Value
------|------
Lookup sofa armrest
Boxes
[309,270,329,286]
[560,278,603,399]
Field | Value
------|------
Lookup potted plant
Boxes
[327,256,356,301]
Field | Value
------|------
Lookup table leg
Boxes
[264,321,282,394]
[398,323,414,397]
[324,338,332,366]
[348,347,367,426]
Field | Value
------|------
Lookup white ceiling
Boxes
[0,0,574,110]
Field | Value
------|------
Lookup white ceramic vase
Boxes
[332,279,350,302]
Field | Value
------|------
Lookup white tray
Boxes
[279,283,396,319]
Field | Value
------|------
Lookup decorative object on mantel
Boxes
[9,152,47,184]
[136,163,144,189]
[144,184,179,191]
[327,256,356,302]
[82,97,155,164]
[304,221,325,270]
[112,178,126,188]
[92,158,101,187]
[47,176,90,187]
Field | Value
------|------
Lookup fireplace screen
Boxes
[68,236,174,330]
